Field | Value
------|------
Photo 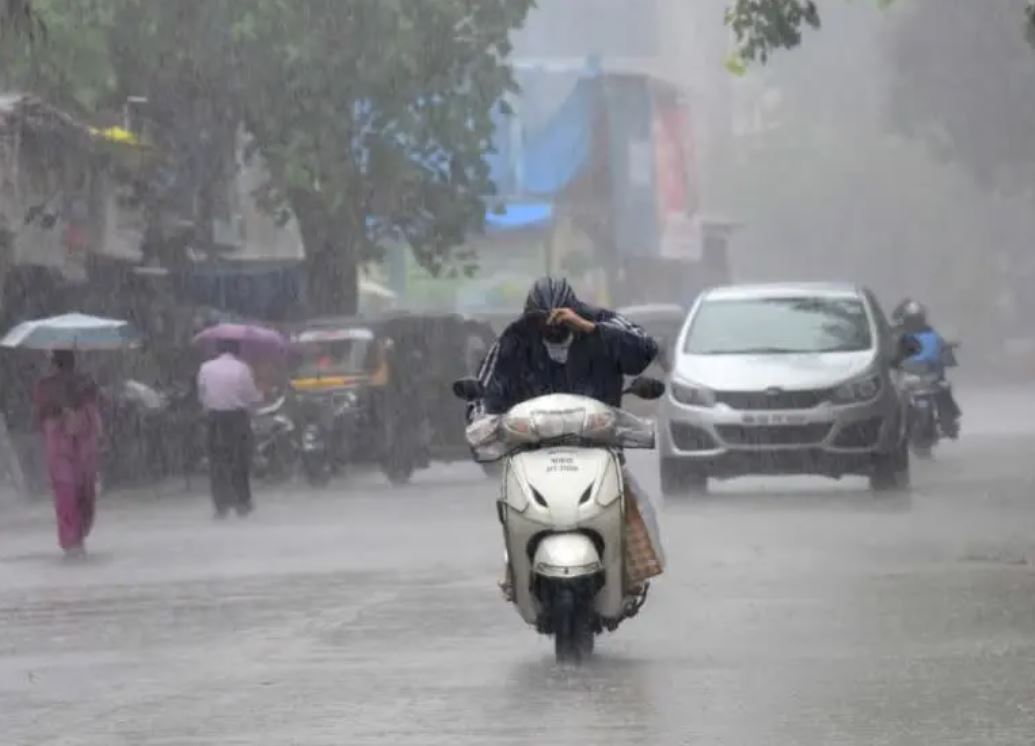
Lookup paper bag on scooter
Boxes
[624,489,665,585]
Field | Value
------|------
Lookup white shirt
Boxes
[197,353,263,412]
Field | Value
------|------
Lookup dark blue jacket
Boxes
[472,306,658,416]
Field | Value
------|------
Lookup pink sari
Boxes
[34,373,101,551]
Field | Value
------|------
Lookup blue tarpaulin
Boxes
[519,77,595,196]
[482,67,598,231]
[485,201,554,232]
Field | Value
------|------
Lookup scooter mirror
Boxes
[452,377,484,401]
[624,376,666,400]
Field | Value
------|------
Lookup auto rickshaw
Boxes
[287,312,496,485]
[287,319,392,484]
[377,311,496,466]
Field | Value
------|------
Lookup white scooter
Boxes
[453,376,665,663]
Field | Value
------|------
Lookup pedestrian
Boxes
[33,350,102,558]
[196,339,262,518]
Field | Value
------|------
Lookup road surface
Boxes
[2,389,1035,745]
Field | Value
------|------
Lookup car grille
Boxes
[670,422,718,451]
[716,423,833,446]
[715,389,829,411]
[833,417,883,448]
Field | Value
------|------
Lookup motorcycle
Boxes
[293,388,360,486]
[902,371,942,458]
[252,395,297,482]
[901,341,960,459]
[453,376,665,663]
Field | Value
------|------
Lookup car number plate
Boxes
[741,413,807,425]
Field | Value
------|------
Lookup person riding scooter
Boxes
[470,276,664,598]
[472,277,659,416]
[893,299,961,438]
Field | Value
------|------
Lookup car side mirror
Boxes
[452,377,484,401]
[624,376,666,400]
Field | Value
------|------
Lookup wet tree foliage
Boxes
[725,0,1035,197]
[1,0,534,314]
[724,0,821,65]
[726,0,1035,66]
[0,0,43,41]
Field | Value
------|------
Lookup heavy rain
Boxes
[2,0,1035,743]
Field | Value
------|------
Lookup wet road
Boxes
[3,390,1035,744]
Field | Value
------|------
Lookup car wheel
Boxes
[660,458,708,497]
[870,439,910,493]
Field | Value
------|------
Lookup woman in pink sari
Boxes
[33,350,102,558]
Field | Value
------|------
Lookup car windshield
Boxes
[294,338,376,377]
[684,296,872,355]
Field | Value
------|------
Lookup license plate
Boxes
[742,413,808,425]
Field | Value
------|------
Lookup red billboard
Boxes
[652,94,699,260]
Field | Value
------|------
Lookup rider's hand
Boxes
[547,308,596,335]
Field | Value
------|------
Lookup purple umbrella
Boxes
[193,322,287,362]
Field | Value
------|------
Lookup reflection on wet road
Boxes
[3,390,1035,744]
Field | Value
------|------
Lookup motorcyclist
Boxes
[471,276,663,599]
[893,299,961,438]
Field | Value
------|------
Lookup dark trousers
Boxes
[937,387,961,421]
[207,410,253,513]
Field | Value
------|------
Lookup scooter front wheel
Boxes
[553,585,594,664]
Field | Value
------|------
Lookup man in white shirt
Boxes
[197,340,262,518]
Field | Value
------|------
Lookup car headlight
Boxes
[670,380,716,408]
[831,374,882,405]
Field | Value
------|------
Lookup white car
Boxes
[656,283,914,494]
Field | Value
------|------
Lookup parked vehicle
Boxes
[288,319,405,481]
[454,376,665,663]
[292,386,361,485]
[251,394,297,482]
[656,283,916,495]
[287,312,496,485]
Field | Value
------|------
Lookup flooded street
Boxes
[3,0,1035,742]
[3,390,1035,745]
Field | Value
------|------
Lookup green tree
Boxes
[2,0,533,314]
[230,1,528,313]
[725,0,1035,65]
[0,0,42,41]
